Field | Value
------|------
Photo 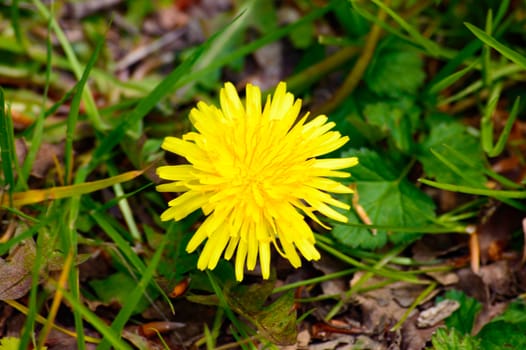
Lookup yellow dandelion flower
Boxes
[156,82,358,281]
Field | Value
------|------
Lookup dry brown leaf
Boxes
[0,240,35,300]
[416,299,460,328]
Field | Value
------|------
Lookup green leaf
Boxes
[289,20,314,49]
[88,272,157,314]
[490,299,526,324]
[331,97,381,148]
[429,327,480,350]
[250,0,278,33]
[332,208,388,250]
[226,279,297,345]
[440,290,482,335]
[332,149,435,249]
[475,299,526,349]
[477,321,526,349]
[365,39,426,97]
[418,119,486,186]
[363,98,420,153]
[32,0,103,129]
[255,291,297,345]
[101,235,167,350]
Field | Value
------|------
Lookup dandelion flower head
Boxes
[156,82,358,281]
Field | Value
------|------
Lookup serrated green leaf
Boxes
[365,40,426,97]
[429,327,480,350]
[490,299,526,324]
[475,299,526,349]
[332,149,435,249]
[330,97,381,148]
[418,120,486,186]
[363,98,420,153]
[255,291,297,345]
[225,279,297,345]
[477,321,526,349]
[226,278,275,313]
[440,290,482,335]
[88,272,157,314]
[332,208,388,250]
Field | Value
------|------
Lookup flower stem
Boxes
[315,0,389,115]
[286,46,360,93]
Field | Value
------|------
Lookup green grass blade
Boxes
[64,36,104,184]
[329,220,467,233]
[482,10,493,87]
[204,324,215,350]
[86,198,175,316]
[87,199,148,273]
[369,0,441,56]
[350,1,454,60]
[0,88,15,206]
[0,213,52,255]
[484,166,524,190]
[19,220,49,350]
[10,0,24,46]
[465,22,526,69]
[67,235,86,350]
[436,144,526,210]
[427,61,477,95]
[97,235,168,350]
[324,243,414,320]
[31,0,104,129]
[488,96,520,157]
[106,162,141,241]
[426,40,481,88]
[89,183,153,214]
[60,290,133,350]
[206,271,254,346]
[481,83,501,153]
[419,178,526,198]
[175,1,335,88]
[316,239,425,284]
[429,148,481,187]
[192,2,254,77]
[272,268,357,294]
[87,39,207,175]
[10,0,23,45]
[18,12,53,190]
[438,63,522,106]
[391,282,437,331]
[494,0,510,27]
[64,198,85,350]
